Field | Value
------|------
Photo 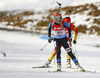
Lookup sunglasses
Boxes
[54,16,60,19]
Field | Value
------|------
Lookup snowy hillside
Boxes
[0,30,100,78]
[0,0,100,35]
[0,1,100,35]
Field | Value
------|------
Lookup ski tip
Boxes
[75,70,96,73]
[83,70,96,73]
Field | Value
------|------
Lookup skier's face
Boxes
[54,16,60,23]
[54,19,60,23]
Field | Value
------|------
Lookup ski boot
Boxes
[75,62,84,71]
[57,63,61,71]
[43,60,51,68]
[67,59,72,68]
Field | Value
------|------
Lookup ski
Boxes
[32,66,52,69]
[75,70,96,73]
[48,70,66,73]
[64,67,75,69]
[48,69,96,73]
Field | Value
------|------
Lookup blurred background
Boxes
[0,0,100,35]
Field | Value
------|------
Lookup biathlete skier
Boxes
[45,13,84,71]
[43,16,78,68]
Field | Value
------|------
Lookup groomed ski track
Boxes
[0,30,100,78]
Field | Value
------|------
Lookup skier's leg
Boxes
[67,51,84,71]
[62,37,84,71]
[66,53,71,67]
[55,39,62,71]
[46,45,62,63]
[49,48,57,61]
[44,44,62,67]
[43,48,57,67]
[66,41,72,67]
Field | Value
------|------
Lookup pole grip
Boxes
[56,2,61,6]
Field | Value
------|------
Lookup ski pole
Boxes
[53,41,56,66]
[40,42,49,51]
[56,2,61,14]
[71,45,76,55]
[56,2,62,16]
[74,44,78,60]
[0,51,6,57]
[57,2,61,6]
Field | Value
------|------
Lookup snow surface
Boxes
[0,30,100,78]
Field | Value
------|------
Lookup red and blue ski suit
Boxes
[48,21,78,64]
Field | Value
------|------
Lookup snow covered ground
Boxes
[0,30,100,78]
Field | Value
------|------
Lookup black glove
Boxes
[48,37,52,43]
[69,37,72,42]
[73,40,77,44]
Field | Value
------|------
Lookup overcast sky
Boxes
[0,0,99,11]
[0,0,40,11]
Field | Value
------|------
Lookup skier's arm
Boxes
[70,23,78,44]
[48,22,52,37]
[74,27,78,41]
[48,22,52,43]
[70,23,78,41]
